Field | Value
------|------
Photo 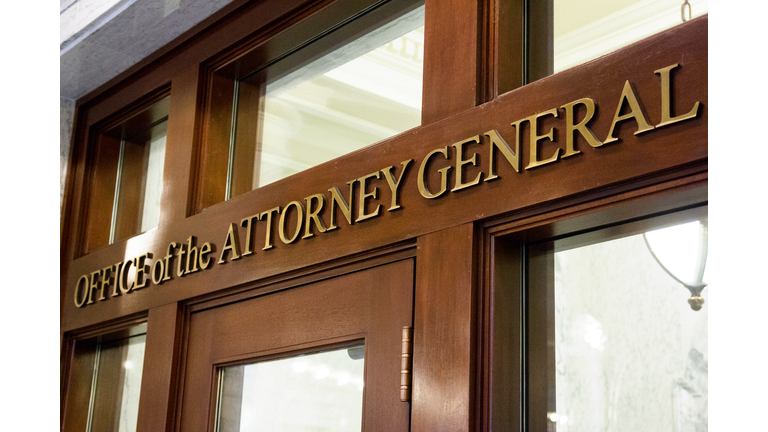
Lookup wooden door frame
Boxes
[60,0,708,430]
[478,172,706,431]
[137,243,416,431]
[176,259,415,431]
[61,14,707,332]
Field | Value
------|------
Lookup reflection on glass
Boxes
[86,323,147,432]
[553,0,708,72]
[228,7,424,197]
[112,119,167,243]
[216,345,365,432]
[551,220,708,431]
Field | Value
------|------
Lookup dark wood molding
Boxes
[164,66,202,223]
[480,0,526,101]
[137,303,185,432]
[422,0,480,125]
[175,260,414,431]
[479,173,706,430]
[186,239,416,312]
[412,223,478,431]
[60,1,708,429]
[62,16,707,332]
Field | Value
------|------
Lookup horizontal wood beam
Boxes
[62,16,708,331]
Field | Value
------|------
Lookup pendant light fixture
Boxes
[643,219,708,310]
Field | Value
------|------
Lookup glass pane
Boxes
[87,323,147,432]
[553,0,708,73]
[229,6,424,196]
[113,119,167,242]
[216,345,366,432]
[550,219,708,431]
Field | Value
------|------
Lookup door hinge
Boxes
[400,326,413,402]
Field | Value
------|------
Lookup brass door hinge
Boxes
[400,326,413,402]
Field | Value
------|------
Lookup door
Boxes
[177,259,414,431]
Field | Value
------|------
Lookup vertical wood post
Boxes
[422,0,480,125]
[136,303,183,432]
[412,223,477,431]
[160,66,200,224]
[487,235,523,431]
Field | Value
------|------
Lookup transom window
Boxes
[195,0,425,211]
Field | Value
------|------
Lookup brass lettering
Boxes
[356,172,382,223]
[87,270,100,305]
[381,159,412,211]
[98,265,111,301]
[199,242,213,269]
[219,223,242,263]
[561,98,602,155]
[418,146,452,199]
[110,262,122,297]
[151,258,164,285]
[303,194,327,239]
[74,275,89,308]
[134,253,152,290]
[485,129,520,181]
[655,64,700,128]
[176,243,186,277]
[71,69,705,308]
[327,185,354,231]
[185,236,200,274]
[451,136,483,192]
[163,242,177,282]
[119,258,135,294]
[604,80,655,144]
[240,214,260,256]
[260,207,281,250]
[525,108,561,170]
[279,201,304,244]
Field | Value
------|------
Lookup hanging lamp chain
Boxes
[681,0,692,22]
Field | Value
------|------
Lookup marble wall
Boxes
[60,0,126,44]
[60,0,237,100]
[60,97,75,209]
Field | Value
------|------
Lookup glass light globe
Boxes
[643,219,708,310]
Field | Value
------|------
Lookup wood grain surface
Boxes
[62,16,707,332]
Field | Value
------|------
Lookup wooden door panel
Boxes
[178,259,414,431]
